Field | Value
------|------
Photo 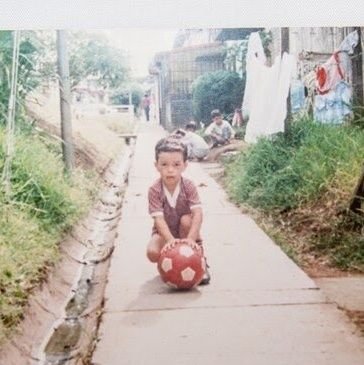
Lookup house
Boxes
[150,28,261,130]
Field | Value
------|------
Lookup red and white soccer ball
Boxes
[158,242,206,289]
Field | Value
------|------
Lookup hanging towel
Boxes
[290,79,306,113]
[242,32,267,120]
[243,42,295,144]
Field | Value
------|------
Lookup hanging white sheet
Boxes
[243,32,295,143]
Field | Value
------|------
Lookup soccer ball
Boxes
[158,242,206,289]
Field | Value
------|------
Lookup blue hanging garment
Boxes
[314,81,352,124]
[290,79,305,113]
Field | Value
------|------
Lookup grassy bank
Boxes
[224,117,364,272]
[0,125,98,343]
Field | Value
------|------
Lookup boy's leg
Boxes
[179,214,195,239]
[209,134,220,148]
[179,214,210,285]
[215,134,226,146]
[222,126,231,141]
[194,148,209,161]
[146,234,165,262]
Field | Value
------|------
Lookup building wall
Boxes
[268,27,363,102]
[154,43,225,129]
[267,27,362,77]
[269,27,346,61]
[174,29,222,48]
[154,28,262,128]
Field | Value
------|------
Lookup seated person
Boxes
[204,109,235,148]
[171,121,209,161]
[146,137,210,285]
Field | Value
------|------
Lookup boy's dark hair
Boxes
[171,128,186,138]
[155,137,188,162]
[185,121,197,131]
[211,109,222,119]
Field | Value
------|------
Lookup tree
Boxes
[109,83,143,113]
[0,31,41,123]
[192,70,244,123]
[68,32,130,90]
[224,30,272,76]
[0,30,131,124]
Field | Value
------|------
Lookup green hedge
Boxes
[192,70,244,123]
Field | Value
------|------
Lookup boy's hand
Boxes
[161,238,180,253]
[180,238,199,250]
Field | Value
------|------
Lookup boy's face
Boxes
[155,151,187,187]
[213,116,223,125]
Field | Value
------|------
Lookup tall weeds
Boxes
[226,118,364,212]
[0,125,98,342]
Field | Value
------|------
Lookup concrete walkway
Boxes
[93,124,364,365]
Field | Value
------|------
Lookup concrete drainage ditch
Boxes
[0,141,135,365]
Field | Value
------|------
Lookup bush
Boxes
[0,129,95,231]
[109,84,144,113]
[192,70,244,123]
[225,118,364,212]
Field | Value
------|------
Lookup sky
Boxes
[94,28,178,78]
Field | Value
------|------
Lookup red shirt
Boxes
[148,177,201,237]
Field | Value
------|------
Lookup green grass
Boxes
[225,118,364,212]
[224,117,364,271]
[0,206,57,336]
[313,212,364,271]
[0,125,99,343]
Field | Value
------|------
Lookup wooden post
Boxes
[349,166,364,214]
[349,28,364,214]
[281,27,291,133]
[352,27,364,108]
[56,30,74,172]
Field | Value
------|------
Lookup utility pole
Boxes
[56,30,74,172]
[352,27,363,108]
[349,28,364,214]
[2,30,20,199]
[281,27,291,133]
[349,166,364,214]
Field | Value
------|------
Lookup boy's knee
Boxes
[180,214,192,228]
[147,248,160,263]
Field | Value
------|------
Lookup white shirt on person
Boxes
[182,131,209,159]
[205,120,235,138]
[182,131,209,150]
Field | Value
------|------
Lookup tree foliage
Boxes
[192,70,244,123]
[109,83,143,112]
[0,31,42,122]
[0,30,130,125]
[224,30,272,75]
[68,32,130,90]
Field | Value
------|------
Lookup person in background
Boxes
[142,94,151,122]
[172,121,209,161]
[232,108,244,127]
[204,109,235,147]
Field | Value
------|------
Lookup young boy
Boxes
[146,137,210,285]
[204,109,235,147]
[171,121,209,161]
